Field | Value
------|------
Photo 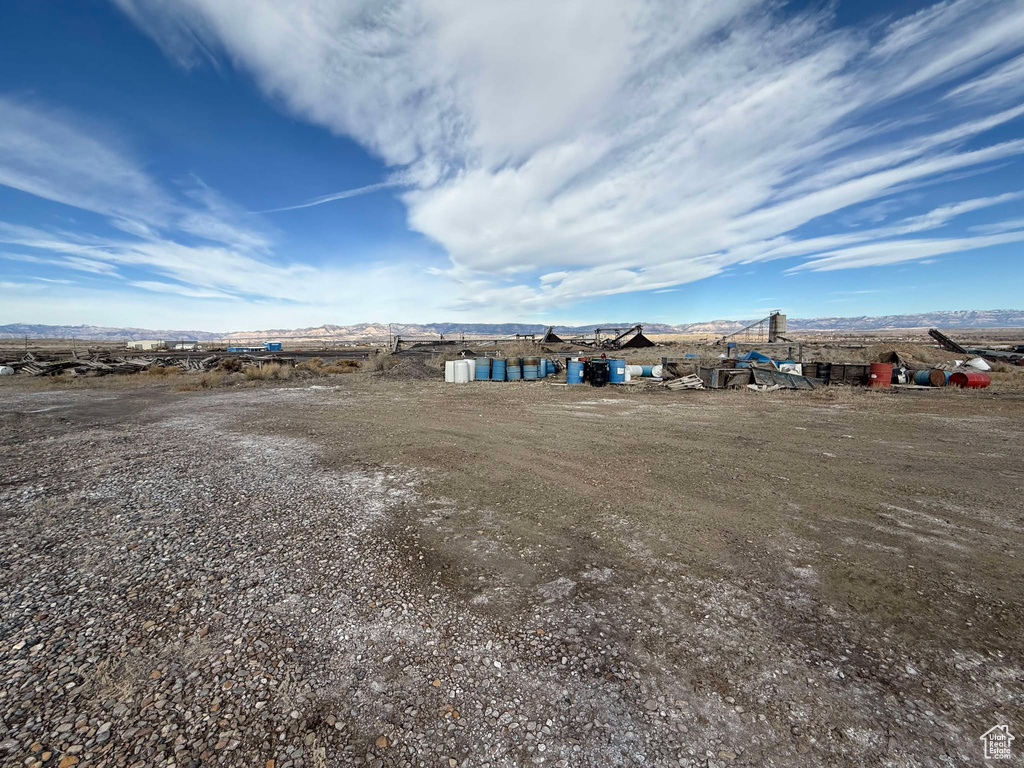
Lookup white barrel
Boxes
[651,364,663,377]
[626,364,643,376]
[0,366,14,376]
[966,357,991,371]
[444,360,456,383]
[467,359,476,381]
[454,360,471,383]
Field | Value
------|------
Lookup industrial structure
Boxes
[715,311,789,345]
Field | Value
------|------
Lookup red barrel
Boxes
[949,371,991,389]
[868,362,893,388]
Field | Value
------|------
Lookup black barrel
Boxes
[589,359,609,387]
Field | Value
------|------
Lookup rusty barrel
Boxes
[868,362,893,388]
[949,371,991,389]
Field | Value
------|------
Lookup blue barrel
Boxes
[545,359,556,376]
[523,356,540,380]
[567,360,584,384]
[641,365,654,377]
[491,358,506,381]
[608,358,626,384]
[506,358,521,381]
[539,359,548,377]
[914,369,951,387]
[475,357,491,381]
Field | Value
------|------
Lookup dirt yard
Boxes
[1,376,1021,768]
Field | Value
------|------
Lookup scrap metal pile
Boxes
[2,352,293,377]
[661,352,823,391]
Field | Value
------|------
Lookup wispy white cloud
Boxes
[0,96,173,224]
[109,0,1024,314]
[1,0,1021,327]
[946,53,1024,104]
[256,180,404,213]
[787,230,1024,272]
[129,280,237,299]
[0,99,274,256]
[972,217,1024,234]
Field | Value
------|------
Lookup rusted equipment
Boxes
[928,328,968,354]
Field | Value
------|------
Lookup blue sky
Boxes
[1,0,1023,331]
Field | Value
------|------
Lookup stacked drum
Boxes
[505,357,522,381]
[522,356,541,380]
[475,357,491,381]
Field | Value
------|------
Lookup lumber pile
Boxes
[662,373,705,390]
[2,352,301,377]
[4,352,225,377]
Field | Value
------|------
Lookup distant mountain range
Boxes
[2,309,1023,342]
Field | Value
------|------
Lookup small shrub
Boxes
[326,360,360,373]
[243,362,297,381]
[218,357,242,373]
[367,352,401,372]
[199,371,226,388]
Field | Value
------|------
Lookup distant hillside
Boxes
[0,323,223,341]
[2,309,1023,341]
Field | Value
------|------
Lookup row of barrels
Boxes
[445,357,559,383]
[478,356,557,381]
[911,369,990,388]
[869,362,991,389]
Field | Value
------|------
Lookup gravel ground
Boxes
[1,380,1022,767]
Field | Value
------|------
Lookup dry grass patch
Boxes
[297,357,360,375]
[366,352,401,372]
[245,362,293,381]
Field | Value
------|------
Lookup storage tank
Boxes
[444,360,456,383]
[454,360,471,383]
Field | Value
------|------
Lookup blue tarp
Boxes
[737,350,773,363]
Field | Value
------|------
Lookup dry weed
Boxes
[367,352,401,372]
[244,362,293,381]
[498,340,543,358]
[297,357,360,375]
[82,654,144,702]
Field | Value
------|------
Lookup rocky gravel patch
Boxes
[1,385,1020,767]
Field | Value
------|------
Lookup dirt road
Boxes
[1,378,1021,767]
